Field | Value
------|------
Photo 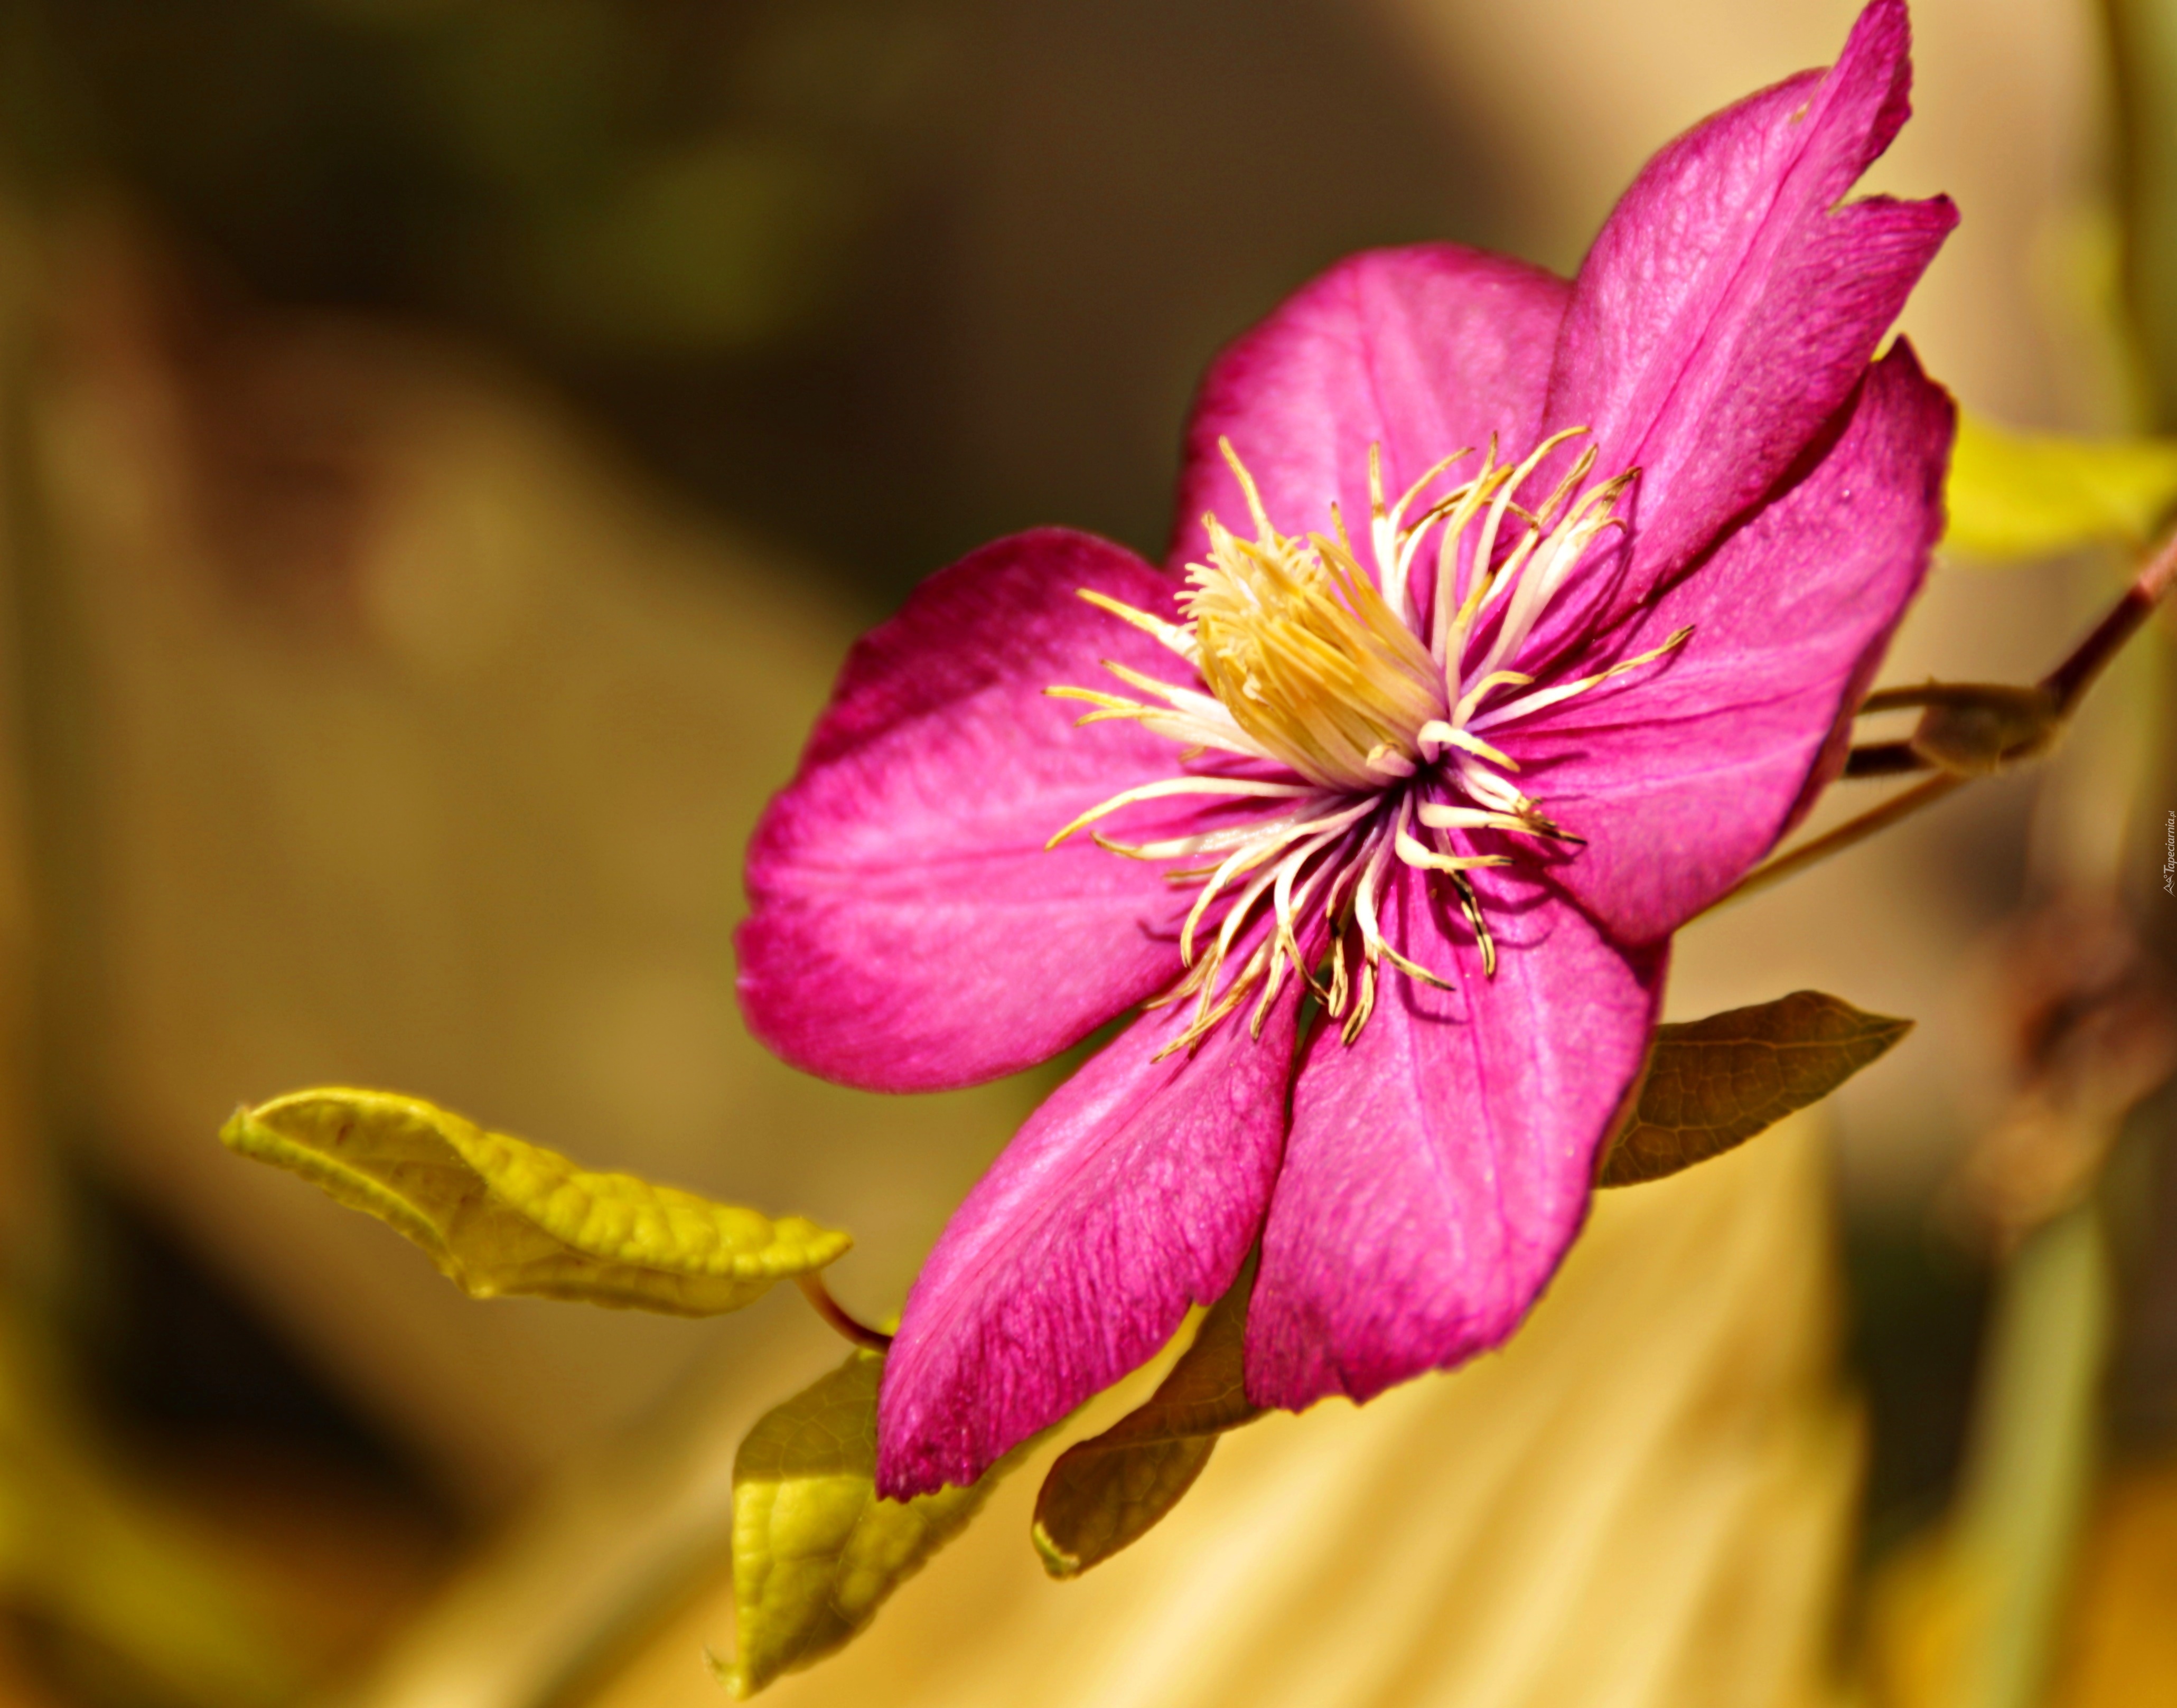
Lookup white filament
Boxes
[1047,433,1683,1051]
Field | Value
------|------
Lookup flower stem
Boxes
[796,1272,894,1353]
[1843,738,1933,778]
[1704,773,1966,914]
[1705,523,2177,915]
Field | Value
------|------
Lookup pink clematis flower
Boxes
[740,0,1957,1497]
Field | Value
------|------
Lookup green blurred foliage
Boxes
[2,0,939,355]
[0,0,1499,602]
[2106,0,2177,436]
[1944,414,2177,560]
[0,1313,302,1708]
[2096,0,2177,1470]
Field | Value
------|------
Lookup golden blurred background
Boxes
[0,1,2171,1704]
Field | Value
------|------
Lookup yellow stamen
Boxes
[1179,440,1447,792]
[1042,428,1669,1052]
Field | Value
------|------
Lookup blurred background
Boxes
[0,0,2171,1704]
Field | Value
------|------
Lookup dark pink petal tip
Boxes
[737,529,1193,1093]
[1544,0,1952,622]
[875,968,1306,1496]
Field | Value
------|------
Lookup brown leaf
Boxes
[1600,991,1911,1187]
[1031,1256,1262,1579]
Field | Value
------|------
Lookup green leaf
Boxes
[1600,992,1912,1187]
[1031,1256,1262,1579]
[718,1351,1014,1696]
[1945,412,2177,560]
[220,1088,849,1313]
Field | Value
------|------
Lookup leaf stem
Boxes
[1843,738,1932,778]
[1704,521,2177,916]
[796,1272,894,1353]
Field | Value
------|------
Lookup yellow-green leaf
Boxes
[1945,412,2177,560]
[1600,992,1911,1187]
[220,1088,848,1313]
[718,1352,1012,1696]
[1032,1256,1261,1579]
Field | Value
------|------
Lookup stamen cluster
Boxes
[1048,431,1685,1052]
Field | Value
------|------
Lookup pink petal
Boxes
[1245,866,1663,1411]
[1511,340,1954,944]
[877,976,1303,1495]
[738,529,1193,1092]
[1170,244,1569,571]
[1543,0,1954,630]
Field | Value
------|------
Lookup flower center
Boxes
[1186,491,1443,792]
[1046,433,1682,1053]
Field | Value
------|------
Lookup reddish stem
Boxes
[796,1272,894,1353]
[2040,523,2177,716]
[1706,521,2177,916]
